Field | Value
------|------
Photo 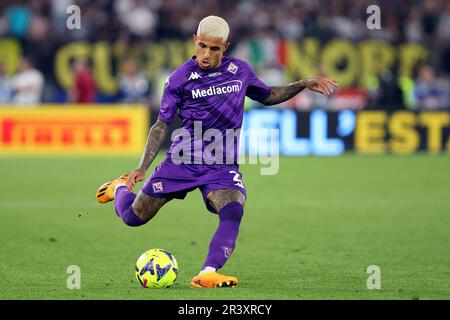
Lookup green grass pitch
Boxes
[0,154,449,299]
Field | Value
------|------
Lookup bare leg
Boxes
[206,189,246,213]
[131,191,171,222]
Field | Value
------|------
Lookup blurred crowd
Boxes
[0,0,449,110]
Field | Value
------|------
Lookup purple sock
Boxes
[114,186,145,227]
[202,202,244,270]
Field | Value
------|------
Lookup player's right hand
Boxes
[126,169,146,192]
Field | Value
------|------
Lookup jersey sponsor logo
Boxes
[227,62,238,74]
[152,181,164,192]
[191,80,242,99]
[188,72,202,80]
[208,71,221,77]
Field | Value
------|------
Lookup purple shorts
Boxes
[141,157,246,213]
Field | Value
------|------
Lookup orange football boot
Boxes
[190,272,238,288]
[96,173,129,203]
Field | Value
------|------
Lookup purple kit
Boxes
[142,56,270,212]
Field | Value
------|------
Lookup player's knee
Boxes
[218,201,244,223]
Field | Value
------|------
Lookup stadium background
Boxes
[0,0,449,300]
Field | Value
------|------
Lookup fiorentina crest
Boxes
[222,246,233,258]
[152,181,164,193]
[227,62,238,74]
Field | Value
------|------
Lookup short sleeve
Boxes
[158,75,182,124]
[245,63,271,102]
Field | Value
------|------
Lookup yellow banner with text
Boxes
[0,106,148,156]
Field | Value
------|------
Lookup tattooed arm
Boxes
[261,77,338,106]
[137,119,169,172]
[126,119,169,191]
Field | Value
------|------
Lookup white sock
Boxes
[199,266,216,275]
[114,184,126,196]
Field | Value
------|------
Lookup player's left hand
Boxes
[306,77,338,95]
[126,168,146,192]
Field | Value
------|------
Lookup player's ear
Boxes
[223,42,230,52]
[192,34,197,45]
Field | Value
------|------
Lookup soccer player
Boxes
[96,16,337,288]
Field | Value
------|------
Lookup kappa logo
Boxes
[227,62,238,74]
[188,72,202,80]
[152,181,164,193]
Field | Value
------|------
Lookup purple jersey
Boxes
[158,56,270,165]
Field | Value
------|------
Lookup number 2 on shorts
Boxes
[229,171,244,189]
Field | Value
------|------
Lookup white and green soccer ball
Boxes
[135,248,179,288]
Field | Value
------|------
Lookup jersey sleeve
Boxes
[158,75,182,124]
[245,63,271,102]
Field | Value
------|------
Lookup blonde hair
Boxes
[197,16,230,42]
